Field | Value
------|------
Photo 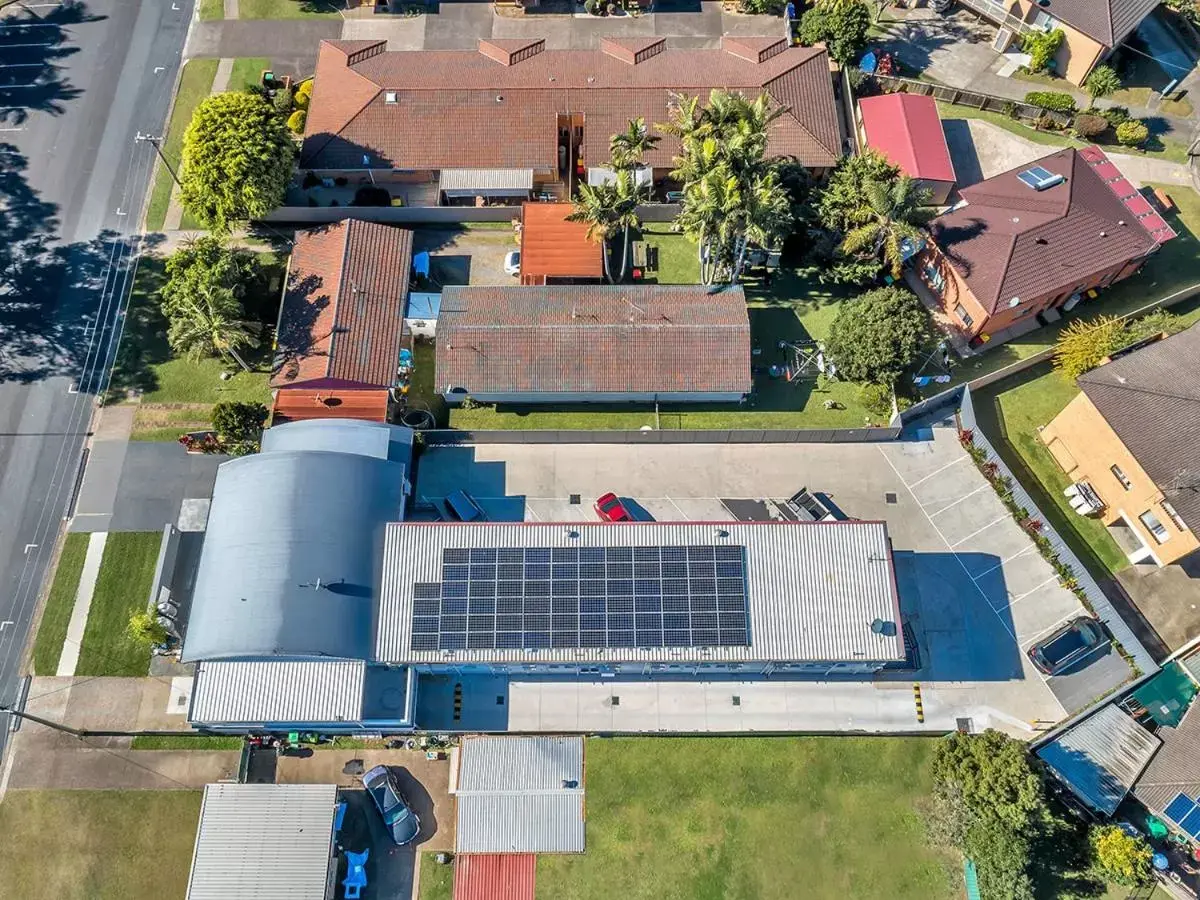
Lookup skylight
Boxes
[1017,166,1065,191]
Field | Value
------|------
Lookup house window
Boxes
[954,303,974,328]
[1110,465,1132,490]
[1163,501,1188,532]
[1032,10,1060,30]
[1139,510,1170,544]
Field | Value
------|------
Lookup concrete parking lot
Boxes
[414,415,1135,726]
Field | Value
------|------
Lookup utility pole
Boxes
[135,132,181,188]
[1,703,87,739]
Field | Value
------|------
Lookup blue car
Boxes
[361,765,421,846]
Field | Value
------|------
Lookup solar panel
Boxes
[1164,793,1193,824]
[409,545,752,652]
[1180,807,1200,838]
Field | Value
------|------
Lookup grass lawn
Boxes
[0,790,201,900]
[238,0,343,18]
[199,0,224,19]
[409,339,448,428]
[922,182,1200,395]
[109,255,279,407]
[418,854,454,900]
[31,533,89,676]
[130,735,243,750]
[226,57,271,93]
[75,532,163,677]
[131,404,214,442]
[537,737,955,900]
[145,59,218,232]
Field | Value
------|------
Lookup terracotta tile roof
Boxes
[1078,323,1200,529]
[272,220,414,389]
[858,93,955,184]
[1038,0,1160,46]
[436,284,751,395]
[302,38,841,171]
[271,388,390,424]
[453,855,535,900]
[927,148,1158,313]
[520,202,603,280]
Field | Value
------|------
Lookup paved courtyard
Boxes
[414,415,1136,729]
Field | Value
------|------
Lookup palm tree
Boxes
[166,284,259,371]
[676,167,741,284]
[609,118,660,172]
[1083,64,1121,108]
[567,181,621,283]
[840,175,932,279]
[730,169,792,283]
[611,170,650,283]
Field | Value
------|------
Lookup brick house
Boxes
[1040,324,1200,567]
[914,147,1172,350]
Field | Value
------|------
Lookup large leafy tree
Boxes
[1052,315,1129,379]
[609,117,660,173]
[606,119,658,282]
[1090,826,1152,886]
[180,91,296,234]
[824,285,930,385]
[567,181,621,284]
[798,0,872,64]
[841,174,932,279]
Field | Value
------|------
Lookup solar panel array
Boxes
[1016,165,1064,191]
[408,545,749,652]
[1164,793,1200,839]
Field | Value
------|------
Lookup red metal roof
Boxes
[520,203,603,281]
[453,854,536,900]
[858,93,955,185]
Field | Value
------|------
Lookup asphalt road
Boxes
[0,0,194,759]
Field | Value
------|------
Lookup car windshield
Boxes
[601,497,621,511]
[1042,629,1087,664]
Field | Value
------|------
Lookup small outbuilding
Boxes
[858,93,956,205]
[519,202,604,285]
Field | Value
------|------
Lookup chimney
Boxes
[600,37,666,65]
[721,36,789,63]
[478,38,545,66]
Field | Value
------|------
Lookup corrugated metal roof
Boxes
[454,854,536,900]
[1038,704,1160,815]
[440,168,534,193]
[377,521,905,665]
[187,784,338,900]
[191,661,365,725]
[1134,698,1200,815]
[858,93,956,184]
[455,737,585,854]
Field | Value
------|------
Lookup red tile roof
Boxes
[301,38,841,172]
[927,148,1159,314]
[272,220,414,388]
[453,854,535,900]
[271,388,390,424]
[520,203,603,281]
[858,93,955,185]
[436,284,751,395]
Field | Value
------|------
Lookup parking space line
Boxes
[970,545,1037,582]
[924,484,989,518]
[949,514,1010,548]
[902,454,970,490]
[1009,576,1059,605]
[1020,610,1084,649]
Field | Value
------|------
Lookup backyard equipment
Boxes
[343,848,369,899]
[911,340,954,387]
[776,339,834,382]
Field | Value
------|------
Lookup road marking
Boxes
[0,622,12,632]
[0,63,44,69]
[0,41,54,48]
[22,544,37,554]
[949,514,1009,548]
[913,683,924,723]
[154,66,164,74]
[970,545,1037,581]
[1009,576,1059,605]
[903,454,969,490]
[924,483,989,518]
[0,126,24,132]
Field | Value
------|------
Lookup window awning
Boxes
[587,166,653,188]
[440,168,534,197]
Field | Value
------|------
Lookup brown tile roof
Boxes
[435,284,751,395]
[1038,0,1160,47]
[301,38,841,172]
[519,203,603,281]
[271,387,390,424]
[927,148,1158,314]
[272,219,414,389]
[1078,323,1200,529]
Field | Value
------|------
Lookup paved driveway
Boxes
[414,417,1135,723]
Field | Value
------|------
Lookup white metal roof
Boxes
[190,660,366,725]
[186,783,338,900]
[377,521,904,665]
[455,736,585,853]
[439,168,533,195]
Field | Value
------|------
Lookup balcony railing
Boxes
[957,0,1034,36]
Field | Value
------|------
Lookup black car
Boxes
[361,765,421,845]
[1028,617,1108,675]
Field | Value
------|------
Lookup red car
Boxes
[594,492,632,522]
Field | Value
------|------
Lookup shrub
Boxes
[1034,115,1057,131]
[1091,826,1153,886]
[739,0,781,11]
[272,87,293,114]
[211,401,268,445]
[1100,105,1130,127]
[1001,101,1017,119]
[797,1,871,64]
[1083,64,1121,104]
[128,611,169,647]
[292,90,310,111]
[295,78,313,100]
[1025,90,1076,113]
[1126,308,1184,342]
[1073,113,1108,138]
[1116,119,1149,147]
[1022,28,1065,72]
[859,383,894,419]
[1053,315,1128,378]
[286,108,307,134]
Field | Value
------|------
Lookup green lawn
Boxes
[145,59,218,232]
[130,735,243,750]
[924,182,1200,395]
[226,57,271,94]
[31,533,89,676]
[537,737,955,900]
[0,791,201,900]
[199,0,224,19]
[108,255,278,406]
[238,0,343,18]
[409,339,448,428]
[75,533,164,677]
[418,854,454,900]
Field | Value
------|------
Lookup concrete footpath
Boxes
[55,532,108,677]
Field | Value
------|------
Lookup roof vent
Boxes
[1100,230,1107,237]
[1035,237,1048,244]
[722,36,789,63]
[384,91,397,104]
[1017,165,1065,191]
[478,38,545,66]
[1008,297,1021,308]
[600,36,666,65]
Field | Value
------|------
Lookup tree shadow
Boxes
[0,0,101,125]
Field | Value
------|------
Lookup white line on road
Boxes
[903,454,969,490]
[1009,576,1059,605]
[0,41,54,48]
[949,514,1010,548]
[924,483,989,518]
[970,545,1037,582]
[22,544,37,554]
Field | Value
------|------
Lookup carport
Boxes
[439,168,533,203]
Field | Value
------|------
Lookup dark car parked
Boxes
[361,765,421,846]
[1028,617,1108,675]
